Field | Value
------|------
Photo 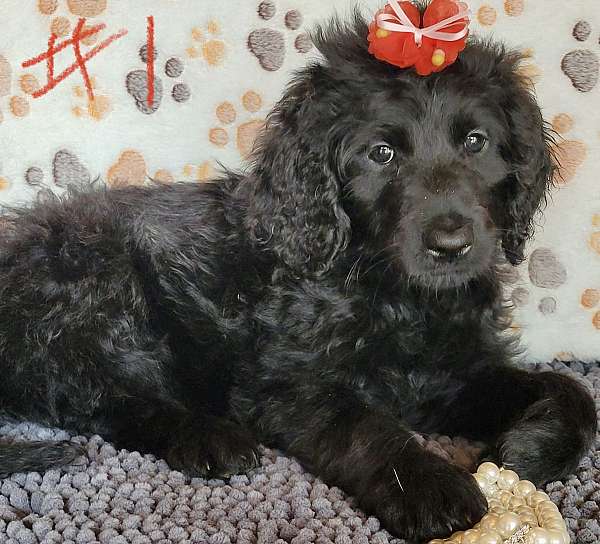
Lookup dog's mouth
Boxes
[397,237,498,290]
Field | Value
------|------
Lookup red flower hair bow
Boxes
[367,0,471,76]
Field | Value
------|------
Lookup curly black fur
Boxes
[0,12,595,542]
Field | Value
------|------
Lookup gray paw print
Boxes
[248,1,312,72]
[561,21,599,93]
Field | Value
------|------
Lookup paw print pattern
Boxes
[581,287,600,330]
[476,0,525,27]
[149,162,215,185]
[589,214,600,258]
[37,0,106,44]
[186,22,226,67]
[107,150,147,187]
[72,78,111,120]
[209,91,265,158]
[248,1,312,72]
[24,149,92,189]
[551,113,587,184]
[0,55,33,121]
[562,21,599,93]
[508,248,567,317]
[182,161,215,183]
[528,247,567,316]
[126,45,191,115]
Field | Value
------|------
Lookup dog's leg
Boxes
[0,440,85,478]
[256,384,487,542]
[422,365,597,485]
[108,399,260,478]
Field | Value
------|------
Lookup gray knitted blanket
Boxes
[0,361,598,544]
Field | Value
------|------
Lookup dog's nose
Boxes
[424,215,474,260]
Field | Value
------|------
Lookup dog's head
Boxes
[247,11,554,289]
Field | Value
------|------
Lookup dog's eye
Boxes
[368,144,395,165]
[464,131,488,153]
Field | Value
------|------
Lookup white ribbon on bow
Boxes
[376,0,471,47]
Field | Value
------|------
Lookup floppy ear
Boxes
[246,64,351,277]
[495,53,556,265]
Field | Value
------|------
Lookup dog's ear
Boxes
[494,51,556,265]
[246,63,351,277]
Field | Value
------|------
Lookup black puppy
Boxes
[0,11,596,543]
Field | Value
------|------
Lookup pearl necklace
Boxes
[428,462,570,544]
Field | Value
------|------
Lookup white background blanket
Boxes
[0,0,599,361]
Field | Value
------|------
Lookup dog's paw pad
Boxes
[561,21,599,93]
[248,2,312,72]
[187,22,226,67]
[209,91,265,158]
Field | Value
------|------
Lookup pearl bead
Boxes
[476,530,502,544]
[524,514,540,526]
[515,505,535,516]
[544,521,566,532]
[495,490,513,505]
[480,513,498,531]
[473,473,493,496]
[546,529,569,544]
[528,491,551,507]
[489,506,506,516]
[529,527,551,544]
[477,462,501,484]
[508,496,525,509]
[428,540,444,544]
[514,479,536,498]
[462,529,480,544]
[497,469,519,491]
[495,512,521,539]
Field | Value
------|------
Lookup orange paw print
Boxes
[551,113,587,184]
[72,77,111,120]
[186,21,226,67]
[181,161,216,183]
[0,174,11,191]
[209,91,266,159]
[589,214,600,257]
[37,0,107,43]
[149,162,215,184]
[581,287,600,330]
[107,150,147,188]
[477,1,525,26]
[0,55,33,121]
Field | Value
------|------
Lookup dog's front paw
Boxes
[378,455,487,542]
[166,421,260,478]
[497,374,597,485]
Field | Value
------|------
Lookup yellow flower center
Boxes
[431,49,446,67]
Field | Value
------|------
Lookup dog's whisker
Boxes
[392,466,405,493]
